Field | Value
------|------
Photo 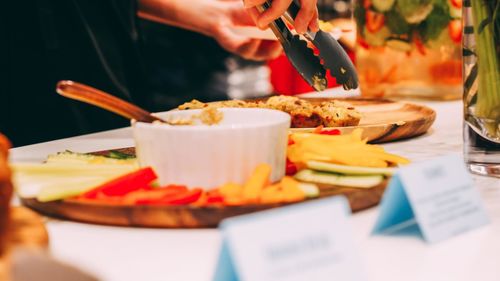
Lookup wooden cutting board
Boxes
[291,98,436,143]
[21,180,387,228]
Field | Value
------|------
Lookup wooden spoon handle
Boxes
[56,80,162,123]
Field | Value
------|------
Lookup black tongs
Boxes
[258,1,359,91]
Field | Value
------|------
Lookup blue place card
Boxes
[213,196,366,281]
[373,154,489,243]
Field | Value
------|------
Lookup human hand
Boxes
[244,0,319,34]
[210,0,283,61]
[138,0,282,61]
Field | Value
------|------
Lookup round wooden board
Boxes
[21,180,387,228]
[289,98,436,143]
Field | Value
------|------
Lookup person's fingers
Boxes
[308,7,320,32]
[257,0,292,29]
[243,0,266,8]
[254,40,283,60]
[245,7,260,25]
[294,0,316,33]
[228,4,257,26]
[215,24,253,52]
[216,24,269,60]
[236,39,262,59]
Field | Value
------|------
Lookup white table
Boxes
[10,100,500,281]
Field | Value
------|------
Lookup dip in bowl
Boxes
[132,108,291,188]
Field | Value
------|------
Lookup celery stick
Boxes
[472,0,500,137]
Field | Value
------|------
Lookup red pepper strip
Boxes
[319,129,341,135]
[124,189,184,205]
[365,10,385,33]
[286,159,298,176]
[147,188,203,205]
[158,184,188,193]
[82,167,157,199]
[206,190,224,204]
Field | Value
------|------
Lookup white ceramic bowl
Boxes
[132,108,291,188]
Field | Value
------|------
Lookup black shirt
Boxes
[2,0,230,146]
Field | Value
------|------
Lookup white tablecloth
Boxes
[10,100,500,281]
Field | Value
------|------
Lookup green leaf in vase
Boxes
[396,0,434,24]
[385,9,411,35]
[418,2,451,42]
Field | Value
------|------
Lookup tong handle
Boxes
[256,2,293,44]
[286,0,301,19]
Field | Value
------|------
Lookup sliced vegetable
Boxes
[36,178,109,202]
[319,129,341,135]
[397,0,434,24]
[242,164,271,202]
[125,186,188,205]
[162,188,203,205]
[448,19,462,43]
[306,161,396,176]
[386,39,413,52]
[286,159,298,176]
[295,170,384,188]
[82,167,157,198]
[298,182,320,198]
[364,26,391,47]
[366,10,386,33]
[372,0,395,12]
[414,33,427,55]
[450,0,462,9]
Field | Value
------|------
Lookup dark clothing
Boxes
[2,0,230,147]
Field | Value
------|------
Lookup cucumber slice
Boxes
[364,26,391,47]
[373,0,395,12]
[386,39,412,52]
[397,0,434,24]
[307,161,395,176]
[36,178,107,202]
[295,170,384,188]
[298,182,320,198]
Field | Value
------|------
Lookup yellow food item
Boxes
[280,177,306,202]
[288,129,409,168]
[219,183,243,199]
[242,164,272,202]
[260,177,305,204]
[215,165,307,205]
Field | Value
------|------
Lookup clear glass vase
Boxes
[353,0,463,100]
[462,0,500,177]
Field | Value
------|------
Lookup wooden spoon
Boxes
[56,80,163,123]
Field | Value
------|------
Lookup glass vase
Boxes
[462,0,500,177]
[354,0,463,100]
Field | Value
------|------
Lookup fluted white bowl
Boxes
[132,108,290,188]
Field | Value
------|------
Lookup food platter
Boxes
[20,146,390,228]
[287,98,436,143]
[21,174,387,228]
[18,97,433,228]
